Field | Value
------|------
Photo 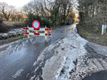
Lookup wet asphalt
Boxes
[83,70,107,80]
[0,26,67,80]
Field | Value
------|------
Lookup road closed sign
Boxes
[32,20,40,30]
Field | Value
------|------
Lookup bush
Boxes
[0,23,9,33]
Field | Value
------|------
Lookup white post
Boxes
[102,25,104,35]
[101,25,107,35]
[104,25,107,33]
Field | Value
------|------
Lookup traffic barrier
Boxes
[22,27,52,38]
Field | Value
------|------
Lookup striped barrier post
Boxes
[22,27,29,38]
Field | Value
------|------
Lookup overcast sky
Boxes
[0,0,31,9]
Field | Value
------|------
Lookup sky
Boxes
[0,0,31,9]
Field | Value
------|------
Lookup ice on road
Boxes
[41,32,88,80]
[1,24,107,80]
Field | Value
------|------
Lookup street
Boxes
[0,0,107,80]
[0,25,107,80]
[0,26,67,80]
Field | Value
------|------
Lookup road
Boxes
[0,26,67,80]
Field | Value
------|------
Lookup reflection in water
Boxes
[5,47,26,63]
[35,42,49,48]
[83,70,107,80]
[44,41,49,47]
[35,40,51,48]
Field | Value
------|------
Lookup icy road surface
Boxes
[0,26,67,80]
[0,24,107,80]
[29,24,107,80]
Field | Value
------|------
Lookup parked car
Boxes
[2,33,8,39]
[8,31,17,37]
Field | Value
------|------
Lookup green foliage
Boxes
[24,13,51,27]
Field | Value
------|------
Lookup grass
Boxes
[78,25,107,46]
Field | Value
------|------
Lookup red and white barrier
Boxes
[22,27,52,38]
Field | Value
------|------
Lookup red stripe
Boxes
[34,28,39,30]
[45,28,49,30]
[23,27,28,30]
[45,33,51,36]
[34,33,40,35]
[45,33,48,35]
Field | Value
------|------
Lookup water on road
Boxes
[0,26,67,80]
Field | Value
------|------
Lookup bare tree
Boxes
[0,2,16,21]
[79,0,107,32]
[23,0,78,25]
